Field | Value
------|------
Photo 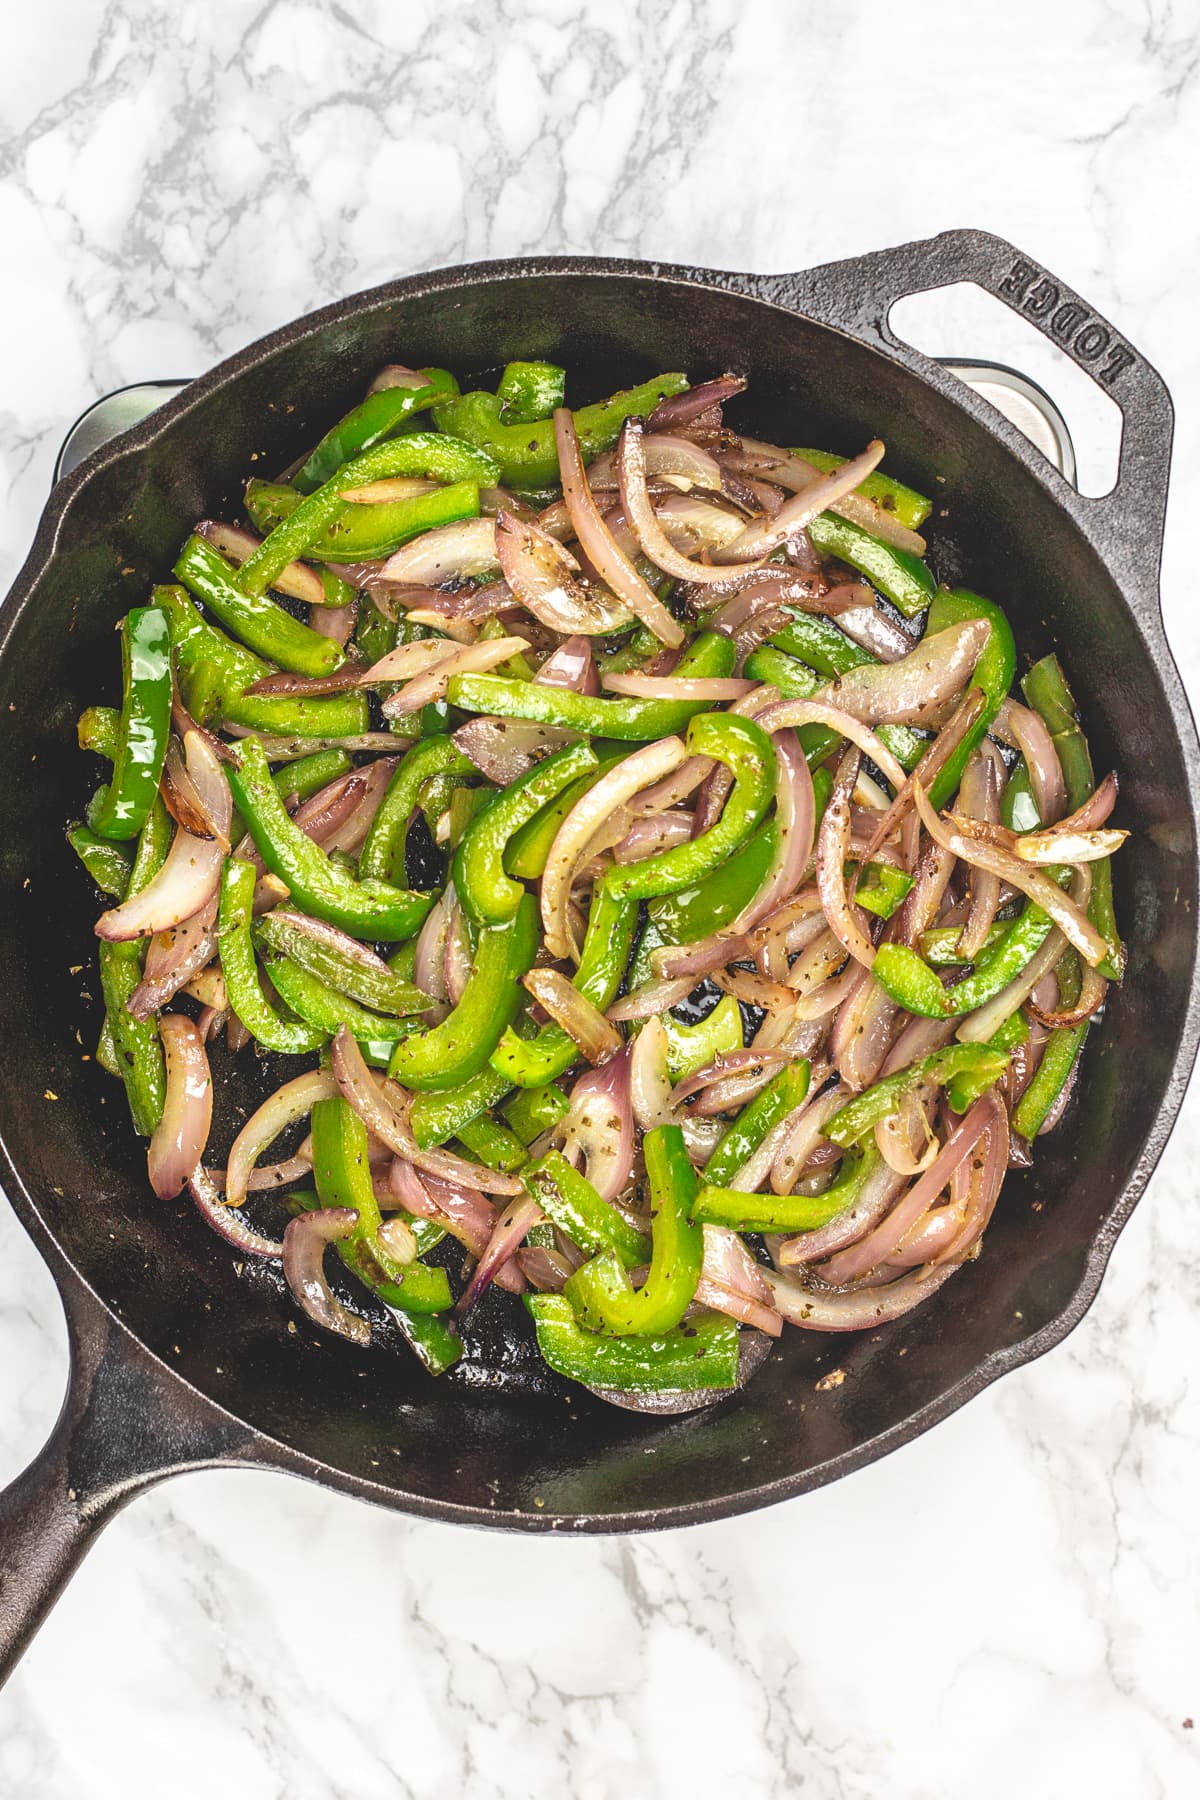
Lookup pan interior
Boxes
[0,268,1193,1524]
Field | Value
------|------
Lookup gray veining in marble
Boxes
[1,2,1199,1795]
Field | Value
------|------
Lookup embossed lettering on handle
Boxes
[995,257,1136,387]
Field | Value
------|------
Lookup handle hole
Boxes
[888,283,1123,498]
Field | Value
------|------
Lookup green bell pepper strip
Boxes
[218,860,327,1053]
[872,867,1071,1019]
[825,1044,1009,1147]
[292,374,455,494]
[770,612,876,679]
[807,513,937,619]
[601,713,776,906]
[238,434,499,596]
[156,583,368,739]
[693,1144,875,1234]
[78,704,120,759]
[661,993,743,1082]
[228,736,434,942]
[256,951,426,1045]
[86,606,172,841]
[388,1306,464,1374]
[647,823,775,944]
[742,644,928,772]
[455,1115,529,1175]
[409,1064,514,1149]
[95,797,172,1135]
[447,631,737,741]
[310,1096,452,1314]
[503,1081,569,1144]
[359,736,476,886]
[945,1007,1027,1107]
[173,535,346,678]
[628,916,668,991]
[287,1186,447,1259]
[454,742,598,925]
[1021,652,1124,982]
[254,911,429,1014]
[497,360,566,424]
[505,748,627,881]
[1001,759,1041,833]
[791,449,932,531]
[387,895,539,1091]
[1012,1021,1090,1140]
[918,923,1009,966]
[854,862,915,920]
[704,1062,812,1188]
[432,372,689,490]
[271,748,354,803]
[354,592,397,667]
[245,475,483,566]
[565,1125,703,1336]
[923,588,1017,808]
[526,1294,739,1392]
[68,825,133,898]
[523,1151,651,1265]
[448,785,491,849]
[490,885,638,1090]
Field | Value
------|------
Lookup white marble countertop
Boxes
[2,3,1199,1794]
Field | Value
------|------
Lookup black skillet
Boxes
[0,229,1195,1684]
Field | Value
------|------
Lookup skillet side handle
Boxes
[757,228,1174,613]
[0,1282,258,1686]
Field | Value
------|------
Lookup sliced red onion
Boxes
[1007,822,1127,865]
[608,974,698,1022]
[758,696,908,792]
[561,1048,635,1201]
[308,600,358,646]
[455,1193,542,1318]
[378,517,500,587]
[541,737,687,960]
[381,637,530,718]
[162,738,224,844]
[129,892,218,1019]
[852,687,987,879]
[337,476,438,504]
[997,699,1067,825]
[282,1209,371,1345]
[695,1227,783,1337]
[830,970,898,1091]
[324,558,388,588]
[617,417,767,585]
[601,672,754,701]
[611,813,694,865]
[649,375,746,430]
[188,1165,282,1258]
[912,781,1109,968]
[496,511,632,635]
[1029,958,1108,1030]
[651,932,751,982]
[729,1102,811,1195]
[146,1015,213,1200]
[224,1068,340,1208]
[721,729,814,936]
[881,1015,958,1077]
[368,364,431,393]
[221,726,405,756]
[319,757,398,857]
[955,743,1006,959]
[714,441,886,563]
[195,519,327,607]
[777,1153,907,1267]
[96,735,230,941]
[412,894,450,1019]
[521,970,624,1064]
[553,409,683,647]
[731,440,928,557]
[935,1094,1010,1261]
[769,1086,847,1195]
[248,661,363,697]
[712,967,797,1012]
[874,1087,939,1176]
[764,1260,958,1331]
[443,893,471,1007]
[534,636,600,694]
[816,748,875,969]
[835,603,915,662]
[816,619,991,728]
[453,715,577,783]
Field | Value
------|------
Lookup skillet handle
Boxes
[758,228,1173,611]
[0,1273,258,1686]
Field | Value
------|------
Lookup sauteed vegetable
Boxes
[69,359,1128,1396]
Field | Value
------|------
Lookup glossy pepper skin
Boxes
[453,741,598,925]
[694,1144,875,1234]
[228,737,434,942]
[490,885,637,1088]
[67,824,133,898]
[432,372,688,490]
[523,1151,651,1266]
[807,513,936,618]
[86,606,172,842]
[156,583,369,740]
[254,912,429,1015]
[387,894,539,1091]
[359,735,477,887]
[704,1062,811,1187]
[647,824,775,945]
[923,588,1017,809]
[245,476,483,565]
[218,860,326,1054]
[310,1096,452,1314]
[237,432,500,597]
[454,1114,529,1174]
[503,1082,569,1144]
[504,748,628,880]
[1012,1020,1090,1140]
[173,535,347,678]
[565,1125,704,1337]
[409,1065,514,1149]
[96,798,173,1134]
[447,630,737,740]
[258,953,425,1046]
[496,360,566,424]
[601,713,776,906]
[526,1295,739,1392]
[292,371,458,493]
[824,1044,1009,1146]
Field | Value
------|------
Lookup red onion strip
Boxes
[147,1015,213,1200]
[282,1209,371,1345]
[224,1068,340,1208]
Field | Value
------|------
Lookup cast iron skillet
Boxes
[0,229,1195,1683]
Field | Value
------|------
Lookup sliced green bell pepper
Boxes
[807,513,936,618]
[410,1064,514,1149]
[95,797,173,1133]
[524,1151,651,1266]
[754,632,928,771]
[825,1044,1008,1147]
[218,860,327,1054]
[503,1081,570,1144]
[504,748,627,880]
[432,372,688,490]
[1012,1021,1089,1140]
[647,823,775,944]
[497,360,566,424]
[454,1114,529,1174]
[359,735,477,886]
[704,1062,812,1187]
[173,535,346,678]
[245,475,483,565]
[923,588,1016,808]
[791,449,932,531]
[872,870,1070,1020]
[68,824,133,898]
[254,911,428,1014]
[565,1125,703,1336]
[258,952,425,1045]
[292,372,457,493]
[86,606,171,841]
[854,862,914,920]
[661,993,743,1082]
[526,1294,740,1392]
[694,1143,875,1233]
[453,741,598,924]
[387,894,538,1091]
